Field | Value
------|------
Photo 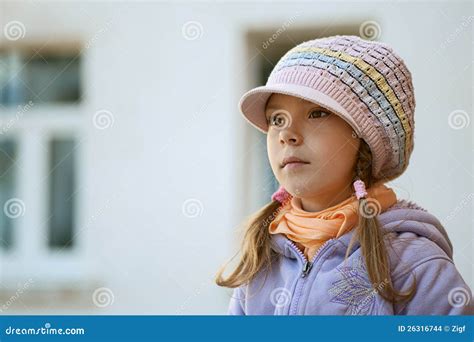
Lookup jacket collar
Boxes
[270,199,453,260]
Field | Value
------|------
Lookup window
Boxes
[48,139,76,249]
[0,140,17,250]
[0,49,81,106]
[0,45,83,288]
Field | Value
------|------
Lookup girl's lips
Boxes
[281,156,310,168]
[283,162,309,170]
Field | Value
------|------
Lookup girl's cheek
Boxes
[266,135,278,159]
[267,129,280,146]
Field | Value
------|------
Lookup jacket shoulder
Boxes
[392,257,474,315]
[379,202,454,278]
[385,231,451,280]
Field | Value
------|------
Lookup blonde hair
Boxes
[215,139,416,305]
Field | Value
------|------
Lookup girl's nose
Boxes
[279,129,303,146]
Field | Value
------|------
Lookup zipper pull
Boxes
[301,261,313,278]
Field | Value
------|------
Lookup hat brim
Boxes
[238,83,361,136]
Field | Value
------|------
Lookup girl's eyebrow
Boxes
[265,104,282,111]
[265,102,324,113]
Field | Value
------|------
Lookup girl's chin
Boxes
[279,184,310,196]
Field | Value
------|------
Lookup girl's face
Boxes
[265,93,361,212]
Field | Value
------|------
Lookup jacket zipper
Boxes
[286,238,336,314]
[287,238,336,277]
[301,259,313,277]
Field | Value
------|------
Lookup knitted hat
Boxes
[239,35,415,183]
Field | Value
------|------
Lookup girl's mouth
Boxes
[281,156,310,168]
[283,161,310,170]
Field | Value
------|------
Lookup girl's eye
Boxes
[268,113,288,127]
[308,109,331,119]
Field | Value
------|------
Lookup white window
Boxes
[0,45,88,290]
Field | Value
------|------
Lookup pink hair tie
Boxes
[353,179,368,200]
[271,186,292,204]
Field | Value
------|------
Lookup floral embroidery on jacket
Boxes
[328,255,379,315]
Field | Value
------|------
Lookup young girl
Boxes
[215,35,473,315]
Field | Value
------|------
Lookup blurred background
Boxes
[0,0,471,314]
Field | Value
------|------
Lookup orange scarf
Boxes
[269,183,397,261]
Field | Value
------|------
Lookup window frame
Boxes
[0,43,90,290]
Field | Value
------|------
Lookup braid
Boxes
[353,141,373,187]
[346,139,416,305]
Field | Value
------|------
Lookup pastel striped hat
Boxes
[239,35,416,183]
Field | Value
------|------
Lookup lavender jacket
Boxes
[227,200,474,315]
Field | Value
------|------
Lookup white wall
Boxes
[0,0,471,314]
